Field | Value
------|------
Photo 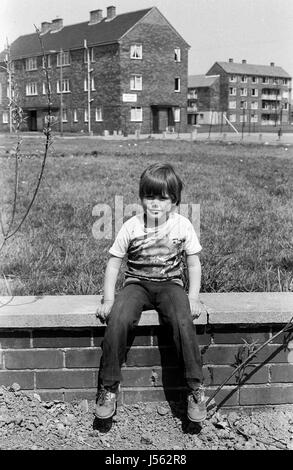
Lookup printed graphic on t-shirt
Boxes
[126,232,185,281]
[109,212,202,284]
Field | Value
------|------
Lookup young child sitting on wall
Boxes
[95,162,206,423]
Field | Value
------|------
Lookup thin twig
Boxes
[277,267,282,292]
[6,137,21,235]
[231,422,286,449]
[206,316,293,406]
[0,26,52,252]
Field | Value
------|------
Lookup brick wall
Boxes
[0,293,293,407]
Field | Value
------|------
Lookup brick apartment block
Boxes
[0,6,189,135]
[206,58,292,128]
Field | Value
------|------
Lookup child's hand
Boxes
[188,296,203,320]
[96,299,114,322]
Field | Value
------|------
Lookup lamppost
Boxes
[59,49,63,136]
[84,39,94,135]
[46,49,63,134]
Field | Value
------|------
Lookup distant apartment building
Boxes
[187,74,220,125]
[206,59,291,127]
[0,6,189,134]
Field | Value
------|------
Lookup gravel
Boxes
[0,384,293,450]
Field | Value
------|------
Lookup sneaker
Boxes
[187,385,207,423]
[95,388,117,419]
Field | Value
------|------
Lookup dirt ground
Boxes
[0,384,293,451]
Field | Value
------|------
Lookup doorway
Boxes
[27,110,38,131]
[152,106,175,133]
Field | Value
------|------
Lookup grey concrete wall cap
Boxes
[0,293,292,328]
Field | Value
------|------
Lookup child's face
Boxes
[141,194,176,225]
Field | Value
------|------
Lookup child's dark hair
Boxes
[139,163,183,206]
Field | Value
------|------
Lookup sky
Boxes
[1,0,293,78]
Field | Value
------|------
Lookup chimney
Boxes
[242,59,247,64]
[89,9,103,24]
[229,58,233,63]
[51,18,63,32]
[270,62,275,67]
[41,22,52,34]
[106,6,116,20]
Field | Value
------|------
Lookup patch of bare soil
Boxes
[0,384,293,451]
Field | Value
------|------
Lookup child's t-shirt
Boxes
[109,212,202,286]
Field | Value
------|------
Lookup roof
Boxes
[214,61,291,78]
[188,74,219,88]
[0,8,153,60]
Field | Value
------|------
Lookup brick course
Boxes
[0,331,31,349]
[4,350,63,369]
[32,329,92,348]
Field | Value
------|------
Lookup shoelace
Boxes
[98,389,114,405]
[192,386,205,402]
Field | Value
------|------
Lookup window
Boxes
[84,77,95,91]
[240,88,247,96]
[174,48,181,62]
[57,51,70,67]
[229,87,236,96]
[251,113,258,123]
[283,91,289,99]
[130,75,142,91]
[262,76,269,83]
[283,79,288,85]
[229,75,236,82]
[229,100,236,109]
[7,86,14,100]
[174,77,180,92]
[26,57,37,71]
[57,79,70,93]
[251,101,258,110]
[284,103,288,110]
[73,109,78,122]
[240,114,247,123]
[229,114,236,123]
[251,88,258,97]
[130,107,142,122]
[2,112,8,123]
[84,47,95,63]
[251,76,258,83]
[95,107,103,122]
[42,82,52,95]
[84,109,88,122]
[241,75,247,83]
[42,55,51,68]
[62,109,68,122]
[174,108,180,122]
[240,101,247,109]
[26,82,38,95]
[130,44,142,60]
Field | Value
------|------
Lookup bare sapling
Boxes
[0,27,54,299]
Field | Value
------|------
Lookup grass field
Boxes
[0,136,292,295]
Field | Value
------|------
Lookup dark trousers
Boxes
[98,281,203,392]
